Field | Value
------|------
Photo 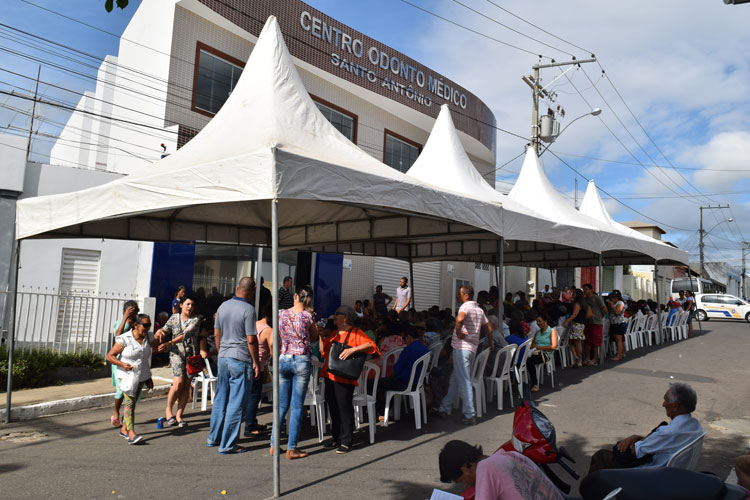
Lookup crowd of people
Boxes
[103,276,747,498]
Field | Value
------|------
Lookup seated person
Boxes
[485,316,508,349]
[419,319,441,349]
[588,382,703,473]
[376,326,429,417]
[438,440,563,500]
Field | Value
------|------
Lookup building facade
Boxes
[22,0,501,315]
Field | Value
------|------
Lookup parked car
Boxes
[694,293,750,322]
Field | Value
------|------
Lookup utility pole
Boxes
[522,57,597,155]
[699,204,730,278]
[742,241,750,300]
[25,65,41,162]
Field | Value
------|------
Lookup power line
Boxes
[450,0,575,57]
[546,149,693,231]
[396,0,554,58]
[483,0,593,55]
[551,150,750,172]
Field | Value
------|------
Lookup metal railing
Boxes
[192,274,236,297]
[0,287,136,358]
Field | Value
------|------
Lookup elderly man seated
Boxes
[588,382,703,472]
[375,326,429,418]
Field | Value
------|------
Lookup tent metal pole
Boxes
[498,237,504,325]
[598,253,604,367]
[655,259,663,345]
[598,254,603,294]
[270,143,280,497]
[4,240,20,423]
[255,247,263,314]
[408,257,415,311]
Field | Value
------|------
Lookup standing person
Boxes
[562,289,585,368]
[244,302,272,438]
[438,285,492,425]
[278,276,294,310]
[373,285,392,317]
[171,286,186,315]
[156,294,201,427]
[676,290,686,308]
[106,314,160,444]
[607,290,627,361]
[684,290,695,337]
[207,277,259,454]
[319,305,379,454]
[271,286,319,459]
[111,301,139,427]
[392,277,412,313]
[526,311,558,393]
[583,284,607,367]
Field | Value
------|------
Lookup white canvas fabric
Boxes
[16,16,507,251]
[579,180,687,263]
[406,104,604,253]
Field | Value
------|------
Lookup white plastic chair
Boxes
[353,361,380,444]
[303,359,327,442]
[534,347,556,388]
[624,315,644,351]
[664,311,680,341]
[191,357,217,411]
[512,339,533,396]
[665,432,706,470]
[383,352,431,430]
[467,348,491,418]
[677,310,690,340]
[554,326,570,369]
[380,346,404,378]
[484,344,516,410]
[426,343,442,378]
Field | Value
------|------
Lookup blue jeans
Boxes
[271,355,311,450]
[207,357,253,453]
[244,369,265,433]
[439,349,475,418]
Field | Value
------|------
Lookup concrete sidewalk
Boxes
[0,366,174,421]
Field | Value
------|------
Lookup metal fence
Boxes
[192,274,236,297]
[0,287,136,358]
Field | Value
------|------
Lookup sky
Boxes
[1,0,749,268]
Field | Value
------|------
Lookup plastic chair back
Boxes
[665,432,706,470]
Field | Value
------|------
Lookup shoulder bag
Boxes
[327,328,366,380]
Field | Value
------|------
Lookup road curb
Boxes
[0,383,171,422]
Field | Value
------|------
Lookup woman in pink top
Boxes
[244,302,273,437]
[270,286,318,460]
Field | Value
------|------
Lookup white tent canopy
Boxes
[16,18,511,259]
[579,179,686,263]
[407,105,608,265]
[508,147,687,265]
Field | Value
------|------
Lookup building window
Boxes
[311,95,357,143]
[192,42,245,116]
[383,130,421,173]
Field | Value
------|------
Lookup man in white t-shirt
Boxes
[393,276,412,313]
[438,285,492,425]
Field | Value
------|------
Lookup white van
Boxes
[694,293,750,322]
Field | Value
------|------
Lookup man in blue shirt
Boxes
[588,382,703,472]
[207,277,259,454]
[375,326,429,416]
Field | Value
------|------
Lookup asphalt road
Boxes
[1,319,748,499]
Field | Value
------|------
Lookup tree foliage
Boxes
[104,0,129,12]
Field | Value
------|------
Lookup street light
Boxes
[699,206,733,278]
[539,108,602,157]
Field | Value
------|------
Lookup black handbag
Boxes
[327,328,366,380]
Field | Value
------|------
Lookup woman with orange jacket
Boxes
[320,305,379,454]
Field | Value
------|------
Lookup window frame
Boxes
[310,94,358,144]
[382,129,422,173]
[191,41,246,118]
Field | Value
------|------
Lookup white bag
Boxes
[119,359,142,397]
